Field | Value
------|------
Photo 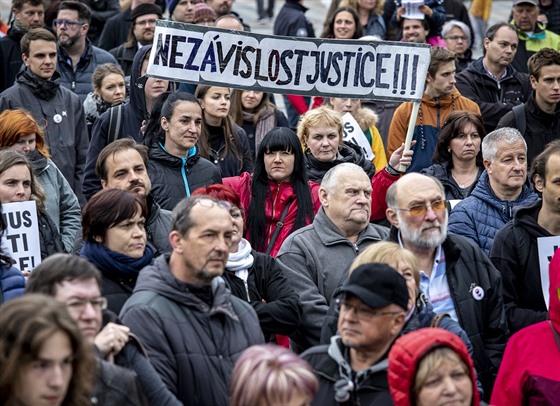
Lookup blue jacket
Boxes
[1,263,25,303]
[448,170,538,255]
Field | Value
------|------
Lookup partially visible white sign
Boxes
[342,113,375,161]
[402,0,425,20]
[2,201,41,271]
[537,235,560,309]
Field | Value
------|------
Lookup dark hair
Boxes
[247,128,314,251]
[321,6,363,39]
[0,205,14,267]
[0,294,95,406]
[483,22,516,56]
[12,0,43,10]
[20,27,56,56]
[195,85,244,164]
[527,48,560,79]
[432,111,486,168]
[96,138,149,181]
[230,89,274,127]
[401,17,430,31]
[531,139,560,187]
[428,46,457,77]
[27,254,103,296]
[58,0,91,23]
[0,150,46,212]
[81,189,148,243]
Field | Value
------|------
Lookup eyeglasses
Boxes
[65,297,108,313]
[335,299,402,322]
[394,199,447,217]
[135,18,157,27]
[193,198,232,210]
[445,35,467,42]
[53,19,85,29]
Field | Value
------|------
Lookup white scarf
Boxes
[226,238,254,281]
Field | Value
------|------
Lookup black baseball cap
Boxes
[339,263,409,311]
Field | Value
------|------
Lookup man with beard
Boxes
[456,23,532,133]
[277,163,389,353]
[385,173,508,399]
[120,195,264,405]
[110,4,162,76]
[449,127,538,255]
[54,1,117,102]
[0,0,44,92]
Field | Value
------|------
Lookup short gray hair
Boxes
[321,163,366,193]
[482,127,527,162]
[442,20,472,48]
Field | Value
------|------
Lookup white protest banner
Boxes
[342,112,375,160]
[147,21,430,102]
[2,201,41,271]
[402,0,425,20]
[537,236,560,309]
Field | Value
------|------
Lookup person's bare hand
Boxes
[389,141,416,171]
[396,7,405,20]
[419,5,433,17]
[95,322,130,357]
[538,13,549,26]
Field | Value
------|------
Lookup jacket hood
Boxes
[388,327,480,406]
[512,200,551,240]
[550,248,560,331]
[130,45,152,125]
[422,88,462,109]
[353,107,379,130]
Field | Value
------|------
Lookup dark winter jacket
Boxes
[205,124,254,177]
[304,142,376,184]
[144,196,172,256]
[422,161,482,200]
[0,263,25,303]
[0,69,89,201]
[83,45,154,200]
[456,48,474,73]
[302,337,394,406]
[242,108,289,158]
[0,25,25,92]
[456,57,532,133]
[148,143,222,211]
[497,92,560,166]
[389,228,508,398]
[489,200,550,334]
[448,170,538,255]
[223,249,302,337]
[273,0,314,38]
[109,44,137,77]
[39,211,65,259]
[57,40,117,102]
[98,8,132,51]
[93,358,148,405]
[120,254,265,405]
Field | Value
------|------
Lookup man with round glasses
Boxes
[385,172,507,400]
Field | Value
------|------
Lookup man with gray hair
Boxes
[277,163,389,353]
[448,127,538,255]
[120,195,264,405]
[385,172,507,399]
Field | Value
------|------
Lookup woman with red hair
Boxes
[192,184,302,340]
[0,109,81,253]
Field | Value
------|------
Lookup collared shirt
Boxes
[397,232,458,321]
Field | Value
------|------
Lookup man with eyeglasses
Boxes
[449,127,538,255]
[0,0,44,92]
[54,1,117,103]
[25,254,161,405]
[386,172,508,400]
[0,27,88,205]
[109,3,162,76]
[510,0,560,74]
[120,195,264,405]
[302,263,408,405]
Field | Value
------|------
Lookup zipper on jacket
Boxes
[181,157,191,197]
[244,279,250,302]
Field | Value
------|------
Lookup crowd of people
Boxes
[1,0,560,404]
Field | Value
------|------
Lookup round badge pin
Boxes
[472,286,484,301]
[53,114,62,124]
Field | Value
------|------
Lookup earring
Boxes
[447,147,451,153]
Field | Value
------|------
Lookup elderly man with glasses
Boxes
[54,0,117,102]
[385,172,508,401]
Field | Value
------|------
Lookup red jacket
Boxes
[491,250,560,405]
[224,169,397,257]
[388,328,480,406]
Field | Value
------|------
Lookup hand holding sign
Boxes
[2,201,41,272]
[401,0,425,20]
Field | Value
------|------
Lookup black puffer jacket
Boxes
[456,57,531,133]
[0,26,24,92]
[222,249,302,337]
[422,161,481,200]
[93,358,147,405]
[304,142,376,184]
[39,212,65,259]
[148,143,222,211]
[120,255,265,405]
[389,227,508,397]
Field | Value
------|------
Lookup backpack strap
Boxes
[512,104,526,136]
[430,313,450,328]
[265,198,293,256]
[108,104,123,143]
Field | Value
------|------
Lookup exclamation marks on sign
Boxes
[400,54,409,95]
[410,54,419,96]
[392,53,421,96]
[393,54,400,94]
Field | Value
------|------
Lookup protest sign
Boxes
[147,21,430,102]
[537,236,560,309]
[2,201,41,271]
[402,0,425,20]
[342,112,375,160]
